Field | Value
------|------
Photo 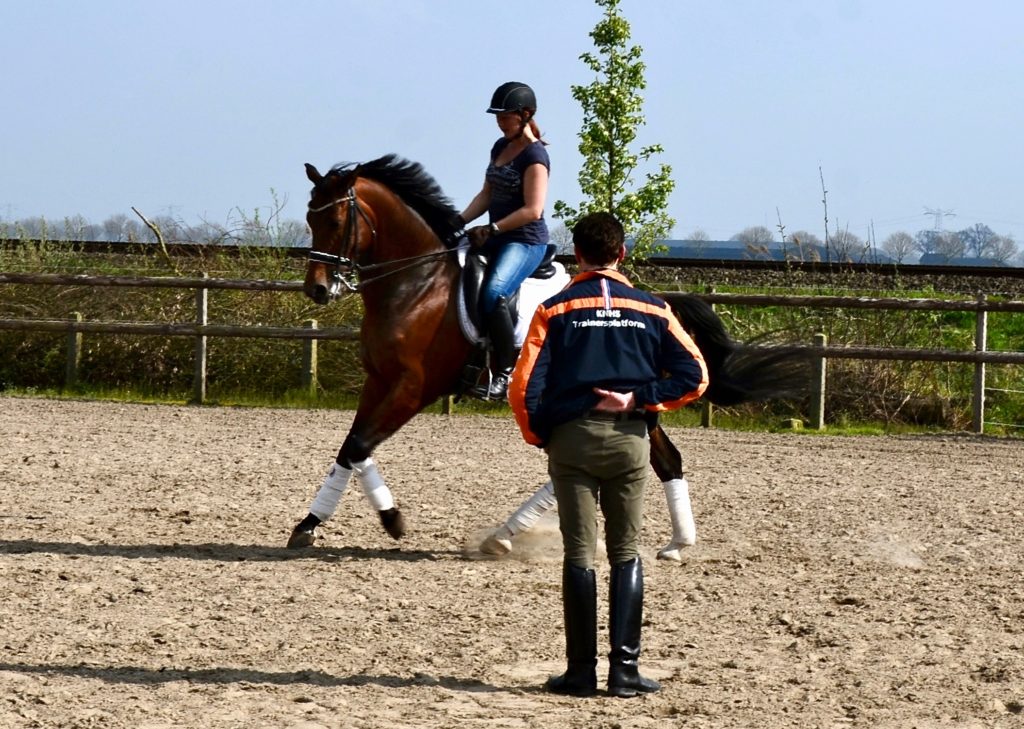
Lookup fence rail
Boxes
[0,271,304,292]
[3,273,1023,432]
[0,317,357,340]
[687,291,1024,313]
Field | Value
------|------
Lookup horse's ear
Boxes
[305,163,323,184]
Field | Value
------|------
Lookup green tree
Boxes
[554,0,675,261]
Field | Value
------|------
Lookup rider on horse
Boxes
[451,82,553,401]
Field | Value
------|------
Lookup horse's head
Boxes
[303,162,376,304]
[303,155,460,305]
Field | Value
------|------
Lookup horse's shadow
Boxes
[0,661,503,693]
[0,539,464,563]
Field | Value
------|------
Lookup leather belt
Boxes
[586,409,646,422]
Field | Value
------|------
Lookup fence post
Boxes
[810,333,827,430]
[64,311,83,390]
[700,399,713,428]
[972,295,988,434]
[191,275,208,405]
[302,319,318,397]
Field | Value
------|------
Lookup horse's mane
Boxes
[328,154,458,242]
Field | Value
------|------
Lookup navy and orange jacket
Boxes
[509,269,709,447]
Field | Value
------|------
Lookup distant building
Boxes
[635,239,895,264]
[917,254,1009,267]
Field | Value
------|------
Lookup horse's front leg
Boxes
[287,370,426,548]
[286,443,360,548]
[286,432,405,549]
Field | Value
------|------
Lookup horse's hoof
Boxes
[479,533,512,556]
[656,540,693,562]
[287,526,317,549]
[380,507,406,540]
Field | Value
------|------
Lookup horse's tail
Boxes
[666,294,810,406]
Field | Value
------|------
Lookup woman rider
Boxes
[455,81,551,401]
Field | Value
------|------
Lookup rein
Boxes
[307,188,464,294]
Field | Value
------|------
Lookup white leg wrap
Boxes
[352,457,394,512]
[504,480,557,537]
[309,462,353,522]
[663,477,696,546]
[480,480,558,556]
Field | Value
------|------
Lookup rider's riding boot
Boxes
[607,557,662,698]
[545,562,598,697]
[479,296,517,401]
[485,370,513,401]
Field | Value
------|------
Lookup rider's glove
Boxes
[466,224,494,249]
[442,213,466,248]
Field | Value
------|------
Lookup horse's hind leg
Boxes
[479,480,557,555]
[480,425,697,559]
[648,425,697,561]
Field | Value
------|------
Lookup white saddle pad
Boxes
[456,247,571,346]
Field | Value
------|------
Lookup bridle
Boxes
[307,186,464,296]
[306,189,375,295]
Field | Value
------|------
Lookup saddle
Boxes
[460,246,559,333]
[455,246,566,401]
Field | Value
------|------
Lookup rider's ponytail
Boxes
[521,112,547,146]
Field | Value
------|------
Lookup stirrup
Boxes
[456,363,486,402]
[473,370,510,402]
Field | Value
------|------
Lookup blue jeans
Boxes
[480,241,551,314]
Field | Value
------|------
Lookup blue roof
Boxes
[635,239,895,264]
[917,253,1008,267]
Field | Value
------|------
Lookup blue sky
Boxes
[2,0,1022,243]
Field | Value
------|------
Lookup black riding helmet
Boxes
[486,82,537,114]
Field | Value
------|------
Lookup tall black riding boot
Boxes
[477,296,517,401]
[607,557,661,698]
[544,562,598,697]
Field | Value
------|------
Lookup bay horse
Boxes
[287,154,808,551]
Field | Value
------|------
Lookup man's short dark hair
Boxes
[572,212,625,266]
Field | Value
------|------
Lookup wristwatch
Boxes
[489,222,500,235]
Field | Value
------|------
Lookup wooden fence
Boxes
[3,272,1024,432]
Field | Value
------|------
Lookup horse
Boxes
[287,154,809,552]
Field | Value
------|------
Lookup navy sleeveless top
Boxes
[486,138,550,246]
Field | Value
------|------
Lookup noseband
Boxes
[307,186,465,296]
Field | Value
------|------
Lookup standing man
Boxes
[509,212,708,698]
